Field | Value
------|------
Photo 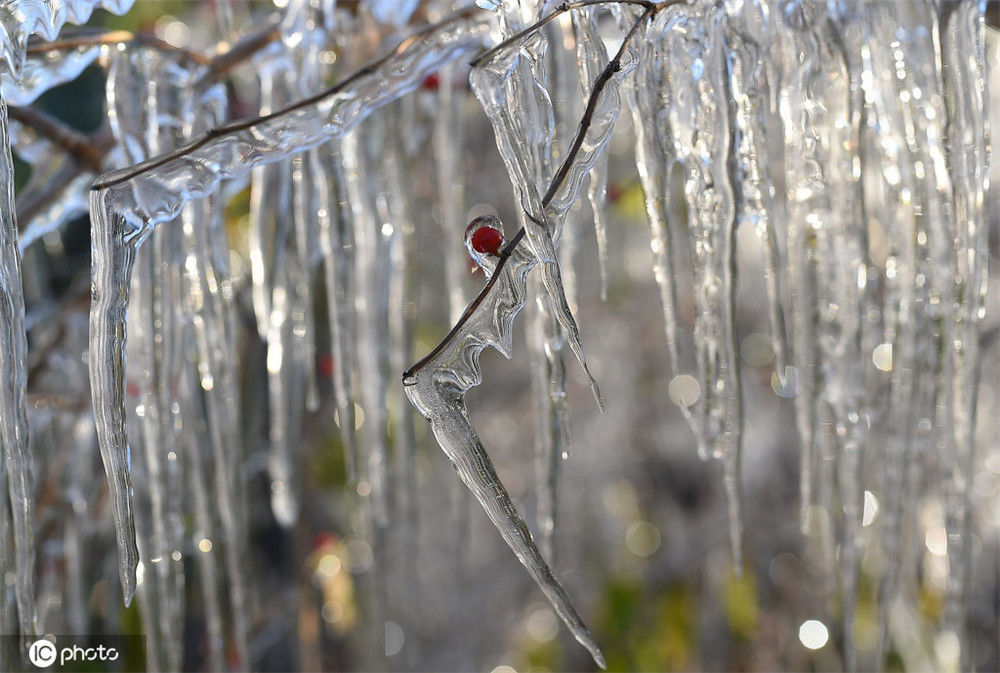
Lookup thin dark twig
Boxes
[469,0,655,67]
[25,28,209,66]
[404,4,657,383]
[91,7,479,191]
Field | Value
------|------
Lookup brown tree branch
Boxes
[7,106,106,173]
[26,28,209,66]
[193,19,282,93]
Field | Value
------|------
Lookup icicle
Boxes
[433,62,467,324]
[654,2,743,565]
[404,215,605,669]
[345,127,390,527]
[550,14,582,312]
[529,276,569,562]
[0,77,35,637]
[571,6,610,300]
[937,2,989,667]
[722,0,789,387]
[88,195,141,603]
[248,48,294,341]
[317,139,359,482]
[285,8,328,413]
[180,367,225,673]
[385,148,417,535]
[622,8,682,374]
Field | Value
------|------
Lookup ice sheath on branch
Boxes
[88,9,491,605]
[403,5,653,665]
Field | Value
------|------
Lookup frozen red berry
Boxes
[422,73,440,91]
[469,225,504,255]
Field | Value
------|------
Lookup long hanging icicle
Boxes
[623,7,682,375]
[653,0,744,566]
[571,5,610,300]
[722,0,789,388]
[405,214,605,667]
[345,124,391,527]
[529,274,570,561]
[937,2,989,667]
[0,71,36,638]
[317,138,359,481]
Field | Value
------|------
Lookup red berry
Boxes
[470,225,504,255]
[422,73,440,91]
[317,354,334,380]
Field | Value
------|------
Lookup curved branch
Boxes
[469,0,656,67]
[91,7,479,191]
[405,2,662,381]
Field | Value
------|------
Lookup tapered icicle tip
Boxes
[120,557,137,606]
[588,371,604,412]
[585,640,607,669]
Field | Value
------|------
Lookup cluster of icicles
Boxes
[0,0,992,669]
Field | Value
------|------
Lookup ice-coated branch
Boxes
[402,6,656,667]
[24,28,207,65]
[406,2,657,382]
[87,9,491,604]
[469,0,658,68]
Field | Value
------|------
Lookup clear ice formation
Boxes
[404,215,606,668]
[88,11,491,601]
[0,0,988,670]
[0,0,133,640]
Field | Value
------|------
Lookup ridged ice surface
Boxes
[0,0,134,73]
[87,12,490,600]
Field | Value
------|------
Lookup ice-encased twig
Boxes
[0,0,134,74]
[403,10,652,666]
[87,13,490,598]
[2,41,99,106]
[404,215,604,668]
